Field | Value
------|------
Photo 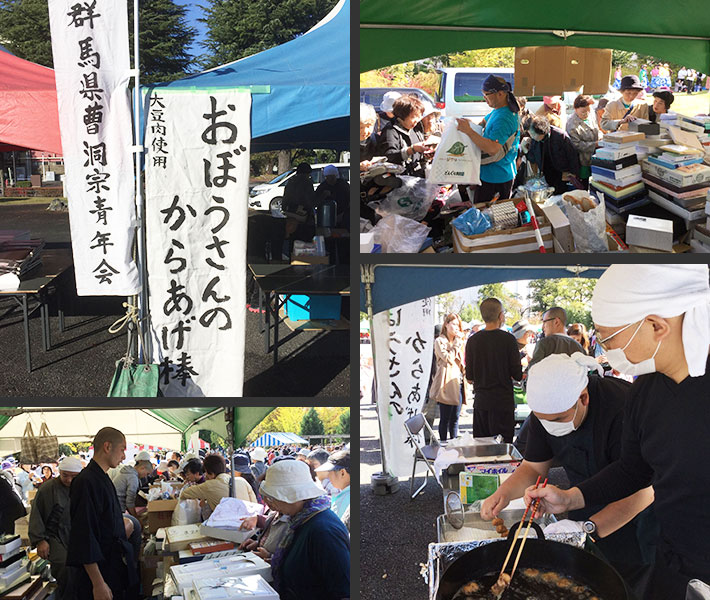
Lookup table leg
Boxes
[40,302,49,351]
[22,295,31,372]
[58,287,65,333]
[258,287,264,332]
[273,295,281,366]
[264,291,271,354]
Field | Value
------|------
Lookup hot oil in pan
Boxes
[452,568,603,600]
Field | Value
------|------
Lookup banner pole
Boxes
[133,0,151,362]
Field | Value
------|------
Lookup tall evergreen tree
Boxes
[337,409,350,435]
[200,0,337,69]
[0,0,195,82]
[300,407,325,437]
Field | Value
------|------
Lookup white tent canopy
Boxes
[250,432,307,447]
[0,408,183,454]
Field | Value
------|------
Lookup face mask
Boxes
[605,320,661,377]
[539,402,580,437]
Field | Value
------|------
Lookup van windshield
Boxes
[454,72,514,102]
[267,168,295,184]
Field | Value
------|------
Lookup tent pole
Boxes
[132,0,151,363]
[226,407,236,498]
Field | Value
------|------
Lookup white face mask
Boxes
[539,402,580,437]
[605,320,662,377]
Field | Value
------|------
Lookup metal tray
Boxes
[444,442,523,463]
[436,505,556,544]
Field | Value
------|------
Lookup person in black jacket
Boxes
[523,115,580,194]
[375,95,430,177]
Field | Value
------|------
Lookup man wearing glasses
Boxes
[529,306,584,368]
[526,264,710,600]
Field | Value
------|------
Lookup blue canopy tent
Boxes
[250,432,308,447]
[152,0,349,151]
[360,264,611,315]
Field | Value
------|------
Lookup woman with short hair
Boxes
[375,94,429,177]
[566,94,601,189]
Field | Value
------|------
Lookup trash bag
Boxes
[452,207,492,236]
[172,499,201,526]
[368,175,438,222]
[561,190,607,253]
[428,118,482,186]
[108,358,159,398]
[371,214,431,253]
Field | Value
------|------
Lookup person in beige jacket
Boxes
[601,75,649,132]
[566,94,602,186]
[180,454,256,513]
[428,313,465,441]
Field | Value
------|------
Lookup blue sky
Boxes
[181,0,208,60]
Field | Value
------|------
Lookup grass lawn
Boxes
[662,90,710,117]
[0,197,61,206]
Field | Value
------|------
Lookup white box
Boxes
[199,525,255,545]
[194,574,279,599]
[641,159,710,188]
[165,525,209,552]
[626,214,674,252]
[360,232,374,253]
[171,553,272,593]
[540,204,573,252]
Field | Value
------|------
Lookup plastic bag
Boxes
[171,499,201,526]
[428,118,482,186]
[368,175,438,221]
[452,207,492,236]
[371,214,431,253]
[562,190,607,253]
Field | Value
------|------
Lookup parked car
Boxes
[360,87,437,111]
[248,162,350,214]
[436,68,545,119]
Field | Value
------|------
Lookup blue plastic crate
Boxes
[286,295,341,321]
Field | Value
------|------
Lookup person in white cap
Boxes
[526,264,710,600]
[258,460,349,600]
[482,353,654,591]
[250,447,268,480]
[315,164,349,227]
[29,456,82,598]
[112,452,154,518]
[511,319,536,370]
[376,90,401,136]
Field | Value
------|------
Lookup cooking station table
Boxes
[249,263,349,365]
[0,249,74,372]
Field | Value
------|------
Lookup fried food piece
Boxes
[495,524,507,534]
[491,573,511,596]
[572,586,587,594]
[541,571,560,584]
[492,517,504,527]
[459,581,481,594]
[522,568,540,578]
[556,578,573,589]
[498,528,508,537]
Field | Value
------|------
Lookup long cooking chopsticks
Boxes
[497,475,541,579]
[509,478,549,581]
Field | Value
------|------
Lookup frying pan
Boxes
[436,522,631,600]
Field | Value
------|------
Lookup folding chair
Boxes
[403,413,443,500]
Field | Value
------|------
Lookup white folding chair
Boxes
[403,413,443,500]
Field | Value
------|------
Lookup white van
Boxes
[436,68,545,119]
[248,163,350,214]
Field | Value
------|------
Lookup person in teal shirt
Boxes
[456,75,520,204]
[315,449,350,532]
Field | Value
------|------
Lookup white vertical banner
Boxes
[48,0,140,295]
[373,299,435,478]
[144,90,251,397]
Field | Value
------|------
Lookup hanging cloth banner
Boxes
[144,90,251,397]
[372,299,435,478]
[48,0,140,295]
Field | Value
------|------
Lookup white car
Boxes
[248,163,350,215]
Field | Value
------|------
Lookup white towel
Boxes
[592,264,710,377]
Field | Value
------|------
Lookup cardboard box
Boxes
[171,553,272,594]
[290,255,329,265]
[452,200,554,253]
[626,214,674,251]
[147,499,178,533]
[515,46,611,95]
[641,159,710,188]
[199,525,256,545]
[539,203,573,252]
[164,525,208,552]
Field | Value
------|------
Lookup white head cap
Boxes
[592,264,710,377]
[58,456,83,473]
[527,352,602,414]
[134,451,154,464]
[380,91,402,113]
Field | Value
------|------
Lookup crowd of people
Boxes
[0,430,351,600]
[614,63,709,94]
[359,74,682,227]
[420,264,710,599]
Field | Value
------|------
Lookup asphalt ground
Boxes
[0,203,349,398]
[360,395,570,600]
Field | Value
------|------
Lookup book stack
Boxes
[0,240,44,277]
[0,536,29,595]
[641,144,710,225]
[590,131,649,222]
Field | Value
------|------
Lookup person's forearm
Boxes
[127,507,138,518]
[84,563,105,587]
[590,486,654,539]
[601,117,619,131]
[565,487,586,511]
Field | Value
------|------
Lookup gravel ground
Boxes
[0,203,349,397]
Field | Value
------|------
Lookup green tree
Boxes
[528,278,596,328]
[200,0,337,70]
[0,0,53,66]
[198,429,227,451]
[447,48,515,68]
[477,283,523,324]
[459,303,474,323]
[300,407,325,437]
[337,409,350,435]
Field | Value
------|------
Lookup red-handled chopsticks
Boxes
[509,478,549,580]
[497,476,541,579]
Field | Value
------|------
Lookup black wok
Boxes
[436,522,631,600]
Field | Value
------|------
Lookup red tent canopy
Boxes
[0,50,62,155]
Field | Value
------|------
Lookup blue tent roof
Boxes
[153,0,349,151]
[250,432,308,447]
[361,265,611,314]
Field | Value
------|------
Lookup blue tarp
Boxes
[360,265,611,314]
[152,0,349,151]
[250,432,308,447]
